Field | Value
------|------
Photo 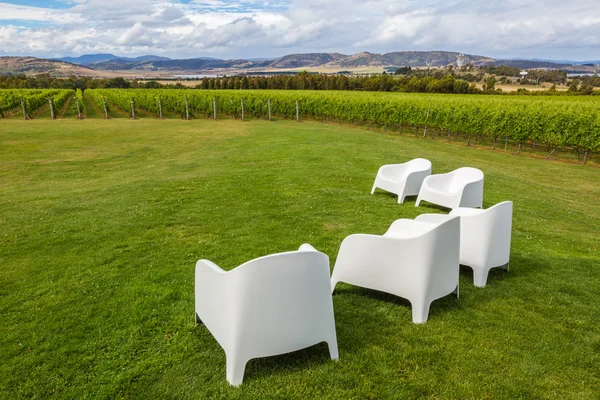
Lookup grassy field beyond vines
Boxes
[1,119,599,399]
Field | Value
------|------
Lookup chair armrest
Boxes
[197,259,227,274]
[421,173,455,194]
[379,164,408,172]
[415,214,455,224]
[449,207,485,217]
[298,243,318,252]
[195,260,230,341]
[384,219,438,238]
[424,172,450,184]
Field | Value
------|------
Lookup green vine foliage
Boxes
[84,89,600,153]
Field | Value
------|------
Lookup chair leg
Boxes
[452,283,459,299]
[411,300,431,324]
[502,262,509,272]
[415,197,421,207]
[195,312,203,325]
[370,182,377,194]
[397,195,405,204]
[473,267,490,288]
[327,338,339,361]
[226,355,247,386]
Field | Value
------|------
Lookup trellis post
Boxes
[21,98,27,120]
[423,107,430,138]
[130,97,135,119]
[49,98,55,120]
[103,98,109,119]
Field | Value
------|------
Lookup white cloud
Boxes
[0,2,84,24]
[117,22,152,46]
[0,0,599,60]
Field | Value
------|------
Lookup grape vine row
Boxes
[87,89,600,155]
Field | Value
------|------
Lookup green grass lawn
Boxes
[1,119,599,399]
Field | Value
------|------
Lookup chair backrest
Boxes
[335,217,459,299]
[452,201,512,266]
[420,216,460,295]
[406,158,432,172]
[449,167,483,191]
[228,251,333,356]
[476,201,512,264]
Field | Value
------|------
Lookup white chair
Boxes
[416,167,484,209]
[415,201,513,287]
[371,158,432,203]
[195,244,338,386]
[331,217,460,323]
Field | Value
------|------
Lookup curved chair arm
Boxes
[378,163,409,174]
[384,218,438,238]
[415,213,456,224]
[195,259,231,347]
[459,179,484,208]
[197,259,227,274]
[298,243,319,252]
[423,171,451,186]
[448,207,484,217]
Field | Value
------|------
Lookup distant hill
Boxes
[84,51,494,71]
[332,51,494,67]
[268,53,348,68]
[120,55,172,62]
[55,54,171,65]
[485,59,571,69]
[55,54,119,65]
[2,51,591,77]
[501,58,600,66]
[86,51,506,71]
[91,57,267,71]
[0,57,97,77]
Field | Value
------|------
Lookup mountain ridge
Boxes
[0,56,96,76]
[53,54,173,65]
[1,51,597,77]
[87,51,498,71]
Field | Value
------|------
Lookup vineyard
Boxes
[2,88,599,162]
[0,89,73,119]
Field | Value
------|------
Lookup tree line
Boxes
[0,71,598,95]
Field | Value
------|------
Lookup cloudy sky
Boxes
[0,0,599,61]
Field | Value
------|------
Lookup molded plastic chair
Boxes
[195,244,338,386]
[416,167,484,209]
[330,217,460,323]
[371,158,432,203]
[415,201,513,287]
